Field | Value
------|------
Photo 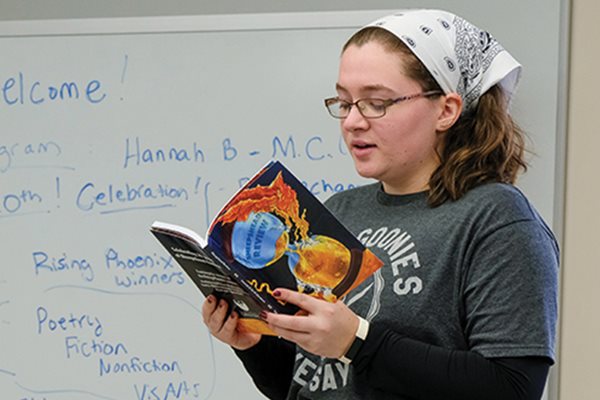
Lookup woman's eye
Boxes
[365,100,386,112]
[338,102,352,111]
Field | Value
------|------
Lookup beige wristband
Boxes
[338,316,369,364]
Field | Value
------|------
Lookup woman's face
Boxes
[337,41,447,195]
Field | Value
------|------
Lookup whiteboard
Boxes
[0,10,564,400]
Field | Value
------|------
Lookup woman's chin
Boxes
[353,164,381,181]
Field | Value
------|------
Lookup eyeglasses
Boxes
[324,90,443,119]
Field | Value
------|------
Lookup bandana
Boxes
[365,9,521,112]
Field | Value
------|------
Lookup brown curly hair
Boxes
[343,27,527,207]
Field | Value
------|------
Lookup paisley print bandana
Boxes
[364,9,522,112]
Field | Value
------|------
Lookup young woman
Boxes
[202,9,558,400]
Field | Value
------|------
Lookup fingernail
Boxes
[207,296,214,304]
[272,290,281,297]
[259,310,268,321]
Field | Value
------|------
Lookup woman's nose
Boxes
[341,104,369,132]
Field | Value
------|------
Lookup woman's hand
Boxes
[262,288,359,359]
[201,295,262,351]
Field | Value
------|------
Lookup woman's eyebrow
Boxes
[335,83,394,94]
[335,83,348,93]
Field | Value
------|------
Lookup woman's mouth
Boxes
[351,141,376,157]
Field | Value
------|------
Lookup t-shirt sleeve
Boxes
[462,218,559,360]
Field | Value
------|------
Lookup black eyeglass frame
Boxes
[324,90,443,119]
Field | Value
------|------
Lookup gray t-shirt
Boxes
[287,182,558,399]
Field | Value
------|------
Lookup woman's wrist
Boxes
[338,316,369,364]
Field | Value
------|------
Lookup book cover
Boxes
[151,160,383,335]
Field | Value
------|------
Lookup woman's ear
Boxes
[436,92,462,131]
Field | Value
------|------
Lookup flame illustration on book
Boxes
[215,172,309,242]
[214,171,377,300]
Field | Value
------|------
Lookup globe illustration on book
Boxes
[231,211,289,269]
[229,211,361,300]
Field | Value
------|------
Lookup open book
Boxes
[150,161,383,335]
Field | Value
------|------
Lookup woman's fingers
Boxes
[272,288,322,313]
[201,295,262,350]
[262,289,359,359]
[202,296,229,334]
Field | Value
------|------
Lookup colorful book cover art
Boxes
[150,224,278,335]
[207,161,383,314]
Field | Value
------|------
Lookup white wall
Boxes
[559,0,600,399]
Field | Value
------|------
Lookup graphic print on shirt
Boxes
[292,352,351,393]
[292,224,422,395]
[348,225,422,320]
